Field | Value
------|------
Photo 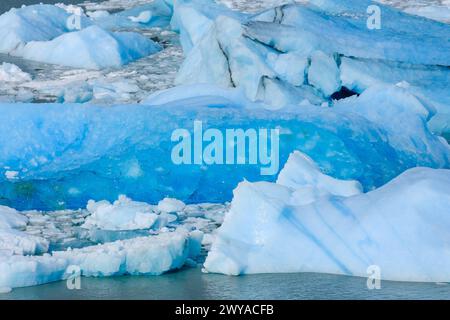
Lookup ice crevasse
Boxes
[204,151,450,282]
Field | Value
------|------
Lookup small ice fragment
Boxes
[157,198,186,213]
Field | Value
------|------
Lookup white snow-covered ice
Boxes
[204,151,450,282]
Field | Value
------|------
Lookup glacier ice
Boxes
[95,0,174,30]
[0,5,161,69]
[0,5,87,54]
[0,63,32,83]
[0,82,448,210]
[0,206,49,256]
[175,0,450,117]
[204,151,450,282]
[82,195,160,231]
[17,25,162,69]
[0,228,201,289]
[158,197,186,213]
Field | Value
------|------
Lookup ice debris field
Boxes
[0,0,449,290]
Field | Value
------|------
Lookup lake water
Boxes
[2,268,450,300]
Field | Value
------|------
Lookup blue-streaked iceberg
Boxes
[0,5,77,54]
[204,151,450,282]
[0,83,448,210]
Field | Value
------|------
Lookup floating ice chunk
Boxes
[333,84,450,167]
[0,63,31,83]
[171,0,246,53]
[176,14,324,107]
[308,51,340,97]
[87,10,110,20]
[0,287,12,294]
[83,195,159,231]
[95,0,173,29]
[0,228,49,256]
[204,152,450,282]
[158,198,186,213]
[128,10,152,23]
[4,170,19,180]
[0,206,27,230]
[0,229,201,288]
[54,229,193,276]
[0,87,448,210]
[17,25,161,69]
[0,4,91,54]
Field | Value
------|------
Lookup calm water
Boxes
[2,268,450,300]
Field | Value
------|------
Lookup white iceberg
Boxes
[204,151,450,282]
[0,228,202,289]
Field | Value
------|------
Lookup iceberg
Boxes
[0,4,91,54]
[82,195,160,231]
[204,151,450,282]
[17,25,162,69]
[0,63,32,83]
[0,83,448,210]
[0,205,49,256]
[95,0,174,30]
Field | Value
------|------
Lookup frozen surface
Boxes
[0,5,161,69]
[0,228,201,289]
[18,25,161,69]
[83,195,160,231]
[0,63,32,82]
[204,151,450,282]
[0,83,448,210]
[175,0,450,111]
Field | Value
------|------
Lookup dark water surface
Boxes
[2,268,450,300]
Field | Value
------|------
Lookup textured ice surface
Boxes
[0,206,49,256]
[0,5,83,54]
[0,228,201,289]
[17,25,161,69]
[0,83,448,210]
[204,151,450,282]
[82,195,160,231]
[175,0,450,111]
[378,0,450,23]
[0,63,32,82]
[0,5,161,69]
[95,0,173,29]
